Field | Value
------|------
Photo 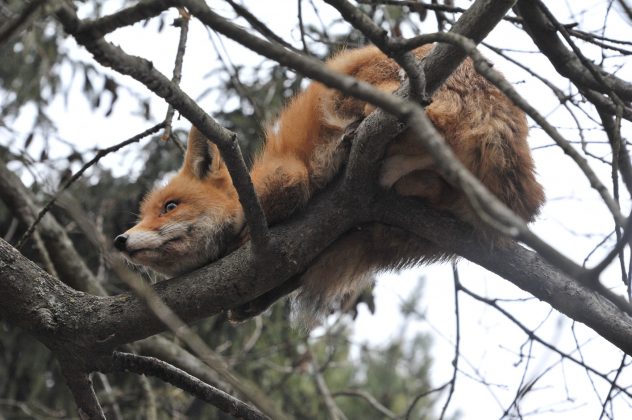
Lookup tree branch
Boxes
[0,158,106,296]
[375,193,632,354]
[16,123,166,249]
[56,1,271,253]
[105,352,269,420]
[325,0,429,102]
[60,368,105,420]
[514,0,632,102]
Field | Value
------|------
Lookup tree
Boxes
[0,0,631,418]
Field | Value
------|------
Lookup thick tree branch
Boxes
[2,174,632,355]
[375,194,632,354]
[514,0,632,102]
[0,158,106,296]
[0,157,282,418]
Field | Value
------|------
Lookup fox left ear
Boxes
[182,126,226,180]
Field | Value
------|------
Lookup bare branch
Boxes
[135,336,226,390]
[325,0,429,102]
[587,211,632,279]
[306,344,346,420]
[356,0,523,25]
[297,0,310,54]
[107,352,270,420]
[375,193,632,353]
[16,123,166,249]
[161,8,190,154]
[333,390,398,420]
[183,0,587,277]
[115,259,288,420]
[0,159,106,295]
[94,373,124,420]
[225,0,300,52]
[599,355,628,419]
[458,285,632,398]
[439,263,461,419]
[514,0,632,102]
[75,0,176,38]
[138,372,158,420]
[61,369,105,420]
[55,1,271,253]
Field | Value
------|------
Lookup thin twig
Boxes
[297,0,310,54]
[225,0,299,52]
[439,262,461,419]
[568,28,632,55]
[139,374,158,420]
[356,0,521,22]
[56,1,272,253]
[459,285,632,398]
[113,265,288,420]
[405,383,450,419]
[598,355,627,420]
[306,343,346,420]
[32,230,58,278]
[109,352,269,420]
[325,0,429,102]
[333,390,398,420]
[587,210,632,279]
[162,7,190,154]
[95,373,124,420]
[16,123,165,249]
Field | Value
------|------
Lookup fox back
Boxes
[115,45,544,323]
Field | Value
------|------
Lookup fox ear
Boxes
[182,126,226,180]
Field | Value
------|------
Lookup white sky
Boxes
[3,0,632,418]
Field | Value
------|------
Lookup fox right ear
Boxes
[182,126,225,180]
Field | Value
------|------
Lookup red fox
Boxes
[114,45,544,324]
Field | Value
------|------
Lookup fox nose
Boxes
[114,234,129,252]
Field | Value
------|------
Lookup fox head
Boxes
[114,127,245,276]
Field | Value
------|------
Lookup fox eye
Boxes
[163,201,178,214]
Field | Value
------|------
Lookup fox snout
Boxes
[113,216,241,277]
[113,234,129,252]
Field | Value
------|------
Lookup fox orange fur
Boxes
[115,45,544,323]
